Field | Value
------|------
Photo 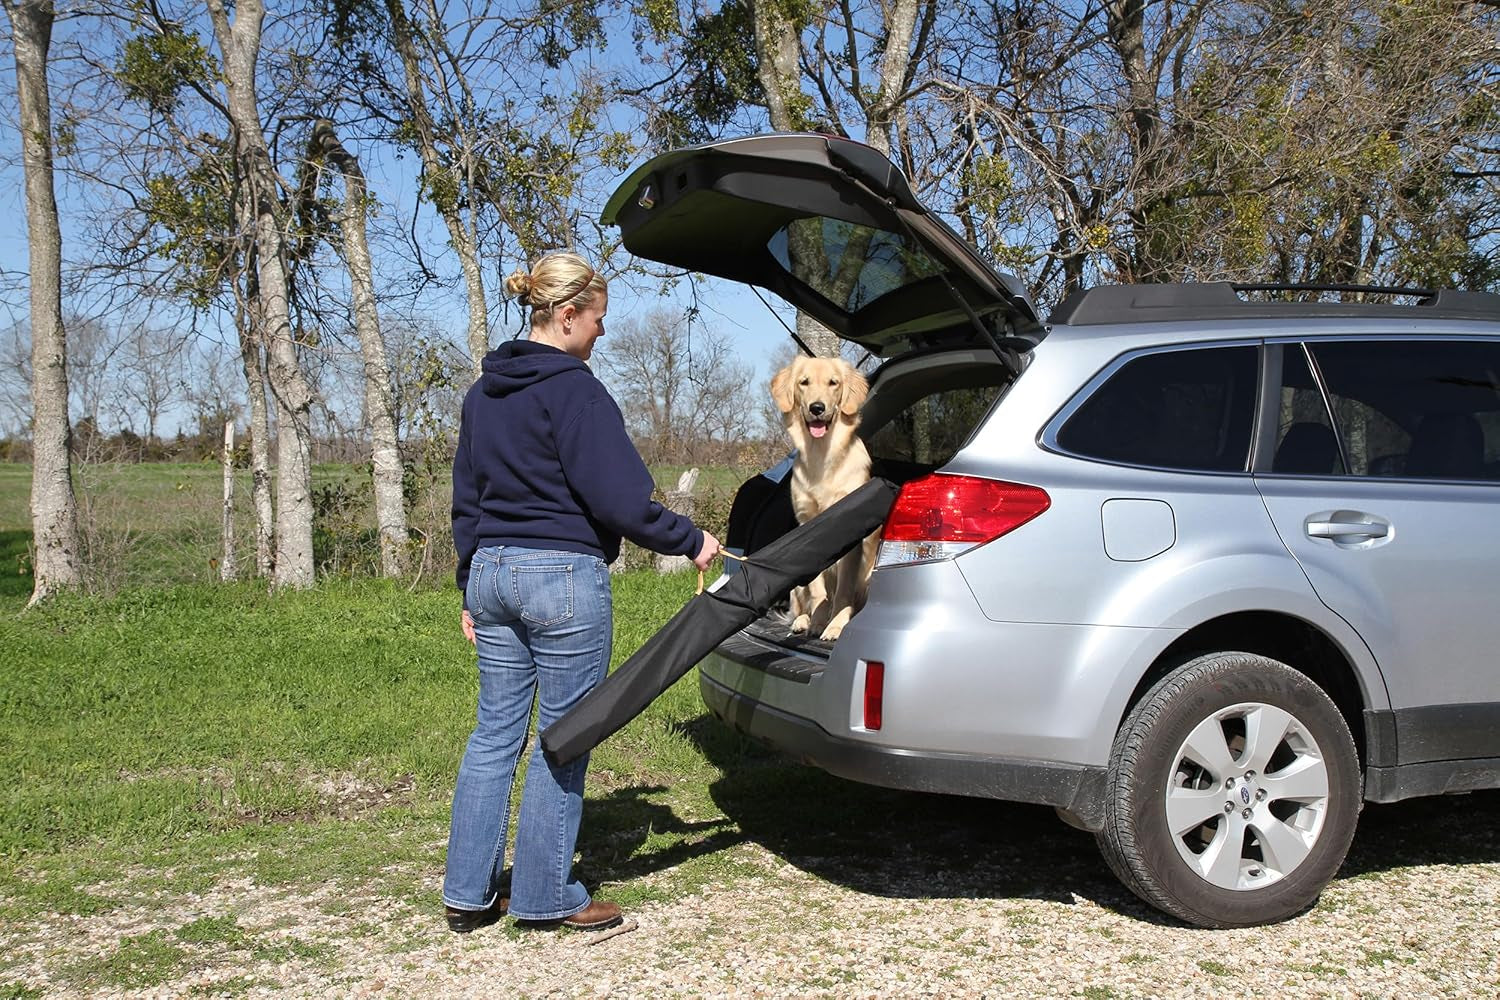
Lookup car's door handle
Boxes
[1306,520,1388,540]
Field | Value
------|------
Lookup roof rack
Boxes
[1049,282,1500,326]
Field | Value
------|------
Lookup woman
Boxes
[444,251,719,932]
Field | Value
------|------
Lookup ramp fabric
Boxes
[541,478,899,764]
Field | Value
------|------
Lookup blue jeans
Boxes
[443,546,612,921]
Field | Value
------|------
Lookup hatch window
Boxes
[768,217,943,312]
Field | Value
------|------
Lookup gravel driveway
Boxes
[6,788,1500,998]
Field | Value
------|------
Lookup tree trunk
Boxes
[1105,0,1182,281]
[308,120,409,577]
[751,0,804,133]
[208,0,316,588]
[862,0,924,159]
[752,0,839,358]
[6,0,83,606]
[238,302,276,578]
[453,224,489,374]
[384,0,490,373]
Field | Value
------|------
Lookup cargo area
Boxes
[719,348,1022,658]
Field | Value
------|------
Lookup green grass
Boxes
[0,461,393,590]
[0,459,777,969]
[0,568,727,851]
[0,464,29,532]
[0,567,765,924]
[176,915,250,948]
[2,581,467,853]
[0,557,962,932]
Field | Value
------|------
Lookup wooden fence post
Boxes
[221,421,238,582]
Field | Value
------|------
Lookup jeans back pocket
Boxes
[466,552,503,619]
[511,564,574,627]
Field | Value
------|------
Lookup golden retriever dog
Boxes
[771,355,880,641]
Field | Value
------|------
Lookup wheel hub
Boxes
[1166,702,1331,891]
[1225,771,1265,819]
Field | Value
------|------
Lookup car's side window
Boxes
[1057,346,1257,472]
[1307,339,1500,482]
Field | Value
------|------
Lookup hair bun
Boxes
[503,268,535,304]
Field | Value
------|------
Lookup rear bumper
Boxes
[700,670,1109,830]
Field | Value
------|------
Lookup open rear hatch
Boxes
[600,133,1044,358]
[600,134,1038,662]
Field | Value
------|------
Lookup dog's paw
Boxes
[819,609,853,642]
[790,614,811,635]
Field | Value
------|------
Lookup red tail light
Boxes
[882,474,1051,544]
[863,661,884,730]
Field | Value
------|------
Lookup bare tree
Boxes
[105,5,278,574]
[593,308,755,464]
[178,334,242,442]
[383,314,468,443]
[935,0,1500,303]
[302,119,408,577]
[205,0,317,587]
[5,0,83,604]
[116,320,188,449]
[377,0,492,374]
[358,0,628,370]
[61,314,114,452]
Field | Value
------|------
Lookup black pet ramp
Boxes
[540,477,899,765]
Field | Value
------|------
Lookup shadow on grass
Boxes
[580,782,747,879]
[0,530,33,603]
[608,708,1500,924]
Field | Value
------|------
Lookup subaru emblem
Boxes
[1240,786,1252,805]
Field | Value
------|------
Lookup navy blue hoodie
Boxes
[452,340,702,602]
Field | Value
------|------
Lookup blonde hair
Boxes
[504,252,607,323]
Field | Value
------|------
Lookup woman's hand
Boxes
[691,530,721,571]
[461,609,476,645]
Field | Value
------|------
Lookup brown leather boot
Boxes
[559,899,623,930]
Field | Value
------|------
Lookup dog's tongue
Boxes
[809,422,828,439]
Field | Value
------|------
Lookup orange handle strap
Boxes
[695,550,746,595]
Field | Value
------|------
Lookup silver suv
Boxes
[602,134,1500,927]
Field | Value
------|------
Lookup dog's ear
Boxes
[770,364,796,414]
[839,364,869,416]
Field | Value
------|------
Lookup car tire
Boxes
[1096,651,1361,928]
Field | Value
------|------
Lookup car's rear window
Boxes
[767,218,943,311]
[1058,346,1258,472]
